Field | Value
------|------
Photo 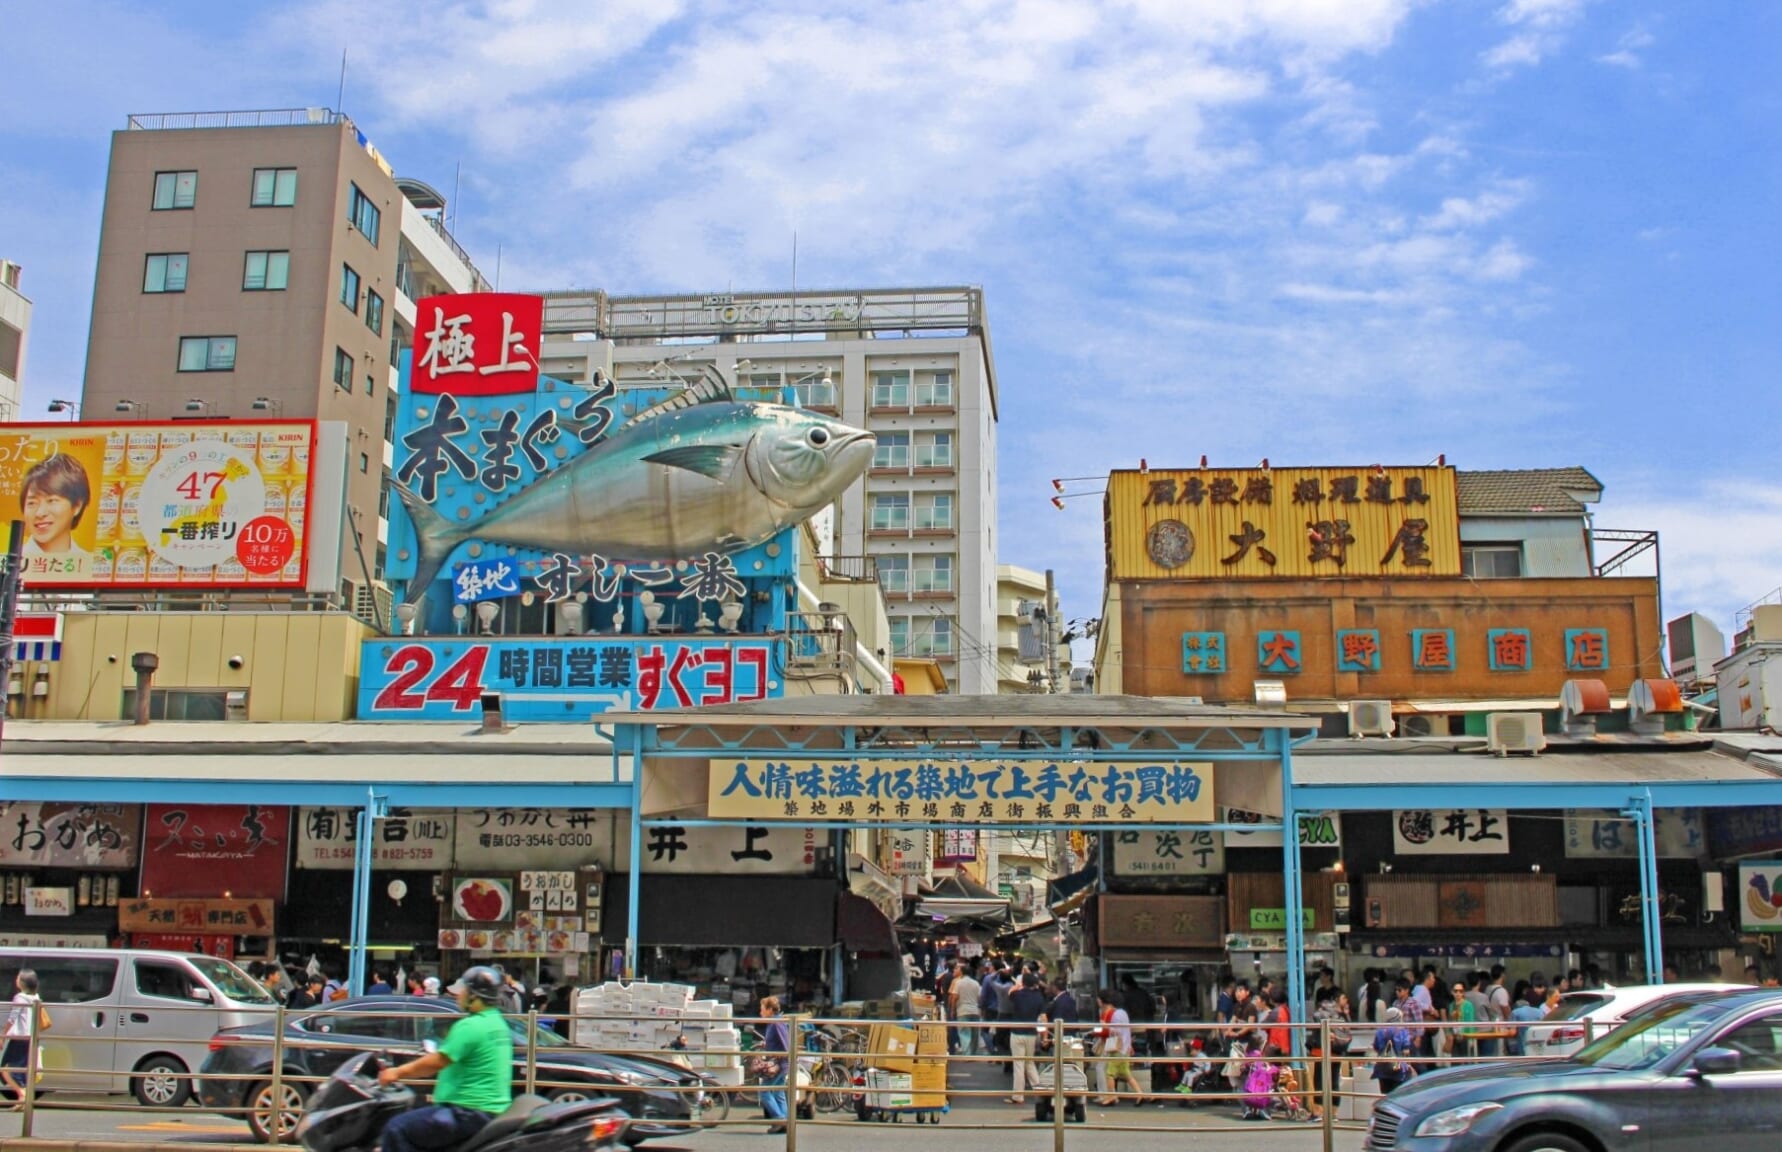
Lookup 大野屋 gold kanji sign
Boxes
[708,759,1216,824]
[1106,465,1461,580]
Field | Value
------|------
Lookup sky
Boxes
[3,0,1779,651]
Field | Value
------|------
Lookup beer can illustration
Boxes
[125,431,160,477]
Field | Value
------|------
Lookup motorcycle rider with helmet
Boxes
[376,966,513,1152]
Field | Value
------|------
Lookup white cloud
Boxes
[1598,483,1782,637]
[1483,0,1592,71]
[1597,27,1655,69]
[1420,180,1530,230]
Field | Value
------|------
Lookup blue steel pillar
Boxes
[1634,791,1664,980]
[626,742,643,980]
[347,792,381,996]
[1279,734,1306,1056]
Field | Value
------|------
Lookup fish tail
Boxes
[395,485,465,604]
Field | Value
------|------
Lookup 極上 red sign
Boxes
[411,293,544,395]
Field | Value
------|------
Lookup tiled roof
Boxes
[1456,467,1603,516]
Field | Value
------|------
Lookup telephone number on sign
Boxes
[475,833,596,849]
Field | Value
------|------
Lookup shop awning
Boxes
[838,892,899,954]
[1291,746,1782,811]
[915,897,1011,924]
[600,876,838,948]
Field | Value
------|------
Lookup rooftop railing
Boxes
[126,107,343,131]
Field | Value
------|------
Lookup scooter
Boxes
[296,1053,628,1152]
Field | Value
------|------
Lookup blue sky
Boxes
[4,0,1778,648]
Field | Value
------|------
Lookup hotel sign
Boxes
[708,758,1215,824]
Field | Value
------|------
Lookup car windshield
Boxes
[1571,997,1725,1070]
[507,1018,566,1048]
[1544,993,1612,1022]
[186,957,275,1004]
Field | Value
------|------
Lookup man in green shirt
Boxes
[378,966,514,1152]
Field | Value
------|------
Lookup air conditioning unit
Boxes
[1348,700,1394,738]
[1400,714,1438,737]
[1486,712,1546,756]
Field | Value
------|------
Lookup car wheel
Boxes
[1501,1132,1592,1152]
[548,1086,596,1104]
[699,1086,731,1126]
[247,1079,308,1144]
[131,1056,192,1109]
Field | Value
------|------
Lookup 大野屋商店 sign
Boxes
[708,759,1215,824]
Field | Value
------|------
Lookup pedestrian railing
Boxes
[1,1004,1587,1149]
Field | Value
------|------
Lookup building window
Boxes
[912,616,954,657]
[242,250,289,291]
[347,183,380,245]
[915,492,954,531]
[873,431,910,470]
[1462,544,1523,578]
[889,617,911,657]
[359,452,369,474]
[142,253,188,293]
[796,375,838,409]
[871,370,910,408]
[871,493,910,532]
[878,555,909,595]
[152,170,197,210]
[363,288,386,337]
[333,347,354,392]
[365,372,375,396]
[916,370,954,407]
[177,336,236,372]
[915,430,953,468]
[914,554,954,594]
[250,167,297,207]
[340,263,361,313]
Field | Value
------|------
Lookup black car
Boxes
[1367,988,1782,1152]
[196,996,714,1145]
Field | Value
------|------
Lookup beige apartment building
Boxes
[79,108,484,611]
[0,259,29,419]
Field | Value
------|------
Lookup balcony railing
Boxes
[816,554,878,583]
[127,108,341,131]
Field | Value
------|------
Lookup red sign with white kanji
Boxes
[411,293,544,396]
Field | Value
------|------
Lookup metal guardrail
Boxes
[126,110,342,131]
[6,1003,1593,1151]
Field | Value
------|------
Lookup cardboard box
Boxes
[911,1062,947,1092]
[915,1024,948,1056]
[910,991,937,1019]
[869,1024,919,1073]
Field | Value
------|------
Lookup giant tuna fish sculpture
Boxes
[395,374,875,602]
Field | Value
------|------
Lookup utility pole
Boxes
[0,521,23,743]
[1044,568,1059,693]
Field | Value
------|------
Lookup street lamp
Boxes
[183,399,211,415]
[46,399,80,420]
[114,399,144,416]
[251,397,283,414]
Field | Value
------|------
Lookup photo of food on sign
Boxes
[0,423,312,587]
[387,293,875,632]
[451,877,512,923]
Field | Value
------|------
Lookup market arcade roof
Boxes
[602,693,1312,730]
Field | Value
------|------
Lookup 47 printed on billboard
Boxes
[0,423,314,587]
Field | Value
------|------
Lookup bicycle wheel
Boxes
[815,1061,853,1112]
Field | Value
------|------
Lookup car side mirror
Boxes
[190,986,214,1003]
[422,1039,439,1055]
[1691,1047,1742,1077]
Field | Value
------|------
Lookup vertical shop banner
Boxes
[1563,809,1705,859]
[357,637,780,721]
[886,829,931,877]
[1392,809,1511,855]
[1112,828,1225,876]
[294,807,455,869]
[1738,864,1782,932]
[936,829,979,864]
[0,422,315,588]
[0,803,140,869]
[141,805,290,898]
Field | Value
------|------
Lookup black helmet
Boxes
[448,966,503,1005]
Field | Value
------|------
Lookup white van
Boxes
[0,947,276,1107]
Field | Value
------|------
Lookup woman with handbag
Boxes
[753,997,790,1130]
[3,969,48,1106]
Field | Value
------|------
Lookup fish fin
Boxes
[621,370,734,430]
[395,485,468,606]
[643,444,743,481]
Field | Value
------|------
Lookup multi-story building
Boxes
[995,563,1064,693]
[78,108,485,612]
[535,287,1002,694]
[0,259,30,419]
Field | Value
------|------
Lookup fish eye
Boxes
[806,428,830,447]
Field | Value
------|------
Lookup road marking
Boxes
[116,1121,248,1133]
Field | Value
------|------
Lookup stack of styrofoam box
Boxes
[864,1069,914,1110]
[573,982,744,1082]
[572,982,637,1050]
